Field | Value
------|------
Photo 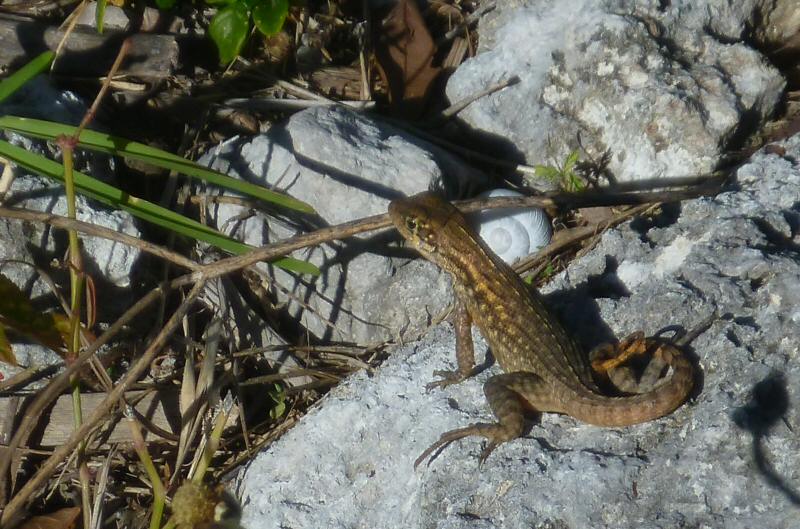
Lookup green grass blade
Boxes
[0,140,318,275]
[0,116,315,214]
[96,0,108,33]
[0,52,55,104]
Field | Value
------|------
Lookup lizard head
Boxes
[388,192,466,266]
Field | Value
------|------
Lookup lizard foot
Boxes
[414,423,506,468]
[589,331,647,374]
[425,369,474,391]
[590,332,675,394]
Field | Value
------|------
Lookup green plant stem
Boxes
[192,407,229,484]
[128,415,166,529]
[61,142,84,358]
[61,141,92,529]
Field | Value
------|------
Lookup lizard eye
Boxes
[405,217,418,233]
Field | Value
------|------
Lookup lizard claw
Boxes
[414,437,456,468]
[413,423,494,469]
[478,440,500,467]
[425,369,469,391]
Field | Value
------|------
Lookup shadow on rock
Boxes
[732,373,799,507]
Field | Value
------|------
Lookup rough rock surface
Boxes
[447,0,785,182]
[205,105,486,225]
[201,106,484,344]
[238,133,800,528]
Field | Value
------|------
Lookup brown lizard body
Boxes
[388,192,695,466]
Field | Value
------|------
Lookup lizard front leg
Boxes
[416,372,560,467]
[426,297,478,390]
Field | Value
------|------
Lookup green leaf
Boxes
[268,383,286,419]
[155,0,177,8]
[0,273,66,356]
[95,0,108,33]
[568,172,585,192]
[252,0,288,36]
[563,149,580,172]
[0,139,319,275]
[0,116,315,213]
[0,51,55,104]
[533,165,561,180]
[209,3,250,64]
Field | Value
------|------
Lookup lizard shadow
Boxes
[732,373,800,507]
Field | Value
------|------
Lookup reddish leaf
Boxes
[18,507,81,529]
[373,0,441,118]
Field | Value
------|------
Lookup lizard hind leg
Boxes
[415,372,551,468]
[590,333,673,394]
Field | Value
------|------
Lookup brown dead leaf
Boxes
[0,325,13,366]
[18,507,81,529]
[373,0,441,118]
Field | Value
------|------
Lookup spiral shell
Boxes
[469,188,552,264]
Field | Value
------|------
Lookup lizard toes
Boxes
[426,370,466,391]
[478,440,500,466]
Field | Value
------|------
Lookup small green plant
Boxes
[267,383,287,419]
[534,149,585,192]
[539,262,555,280]
[207,0,289,64]
[524,262,555,285]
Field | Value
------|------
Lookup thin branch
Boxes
[436,1,497,47]
[1,178,724,292]
[198,177,725,279]
[75,38,130,137]
[1,280,206,527]
[3,179,723,291]
[0,280,179,514]
[0,206,200,270]
[431,75,520,123]
[222,97,375,112]
[513,203,657,274]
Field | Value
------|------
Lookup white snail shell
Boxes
[469,188,552,264]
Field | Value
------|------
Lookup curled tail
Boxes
[566,341,695,427]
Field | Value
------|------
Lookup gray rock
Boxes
[3,174,141,289]
[0,173,142,371]
[207,106,487,225]
[75,2,130,31]
[447,0,785,183]
[0,78,141,371]
[238,130,800,528]
[0,76,87,126]
[201,106,486,344]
